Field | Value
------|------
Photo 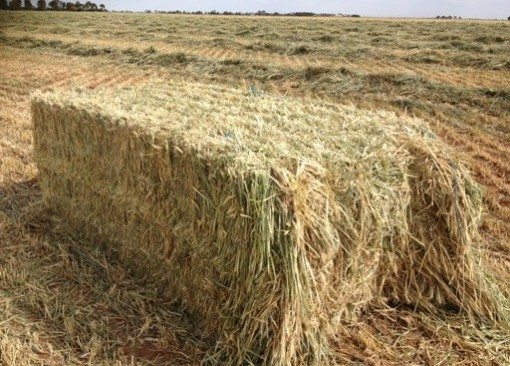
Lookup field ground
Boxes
[0,11,509,365]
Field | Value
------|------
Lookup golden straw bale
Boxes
[32,81,506,365]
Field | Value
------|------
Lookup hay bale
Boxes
[31,81,504,365]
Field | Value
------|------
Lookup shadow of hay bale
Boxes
[31,81,508,365]
[0,178,206,365]
[0,178,40,221]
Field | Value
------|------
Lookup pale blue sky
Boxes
[101,0,510,19]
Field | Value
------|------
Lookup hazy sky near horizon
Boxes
[100,0,510,19]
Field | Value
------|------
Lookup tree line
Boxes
[0,0,106,11]
[435,15,462,19]
[142,10,361,17]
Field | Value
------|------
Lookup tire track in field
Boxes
[355,59,403,74]
[435,122,510,166]
[100,74,136,88]
[442,130,510,178]
[430,114,510,152]
[437,128,510,193]
[84,74,124,89]
[38,68,143,93]
[359,58,510,89]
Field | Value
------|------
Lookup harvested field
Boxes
[0,10,509,366]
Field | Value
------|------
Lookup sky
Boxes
[100,0,510,19]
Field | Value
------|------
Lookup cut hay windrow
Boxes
[31,81,505,365]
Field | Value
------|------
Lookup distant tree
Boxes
[24,0,34,9]
[293,12,316,16]
[0,0,9,10]
[508,16,510,20]
[84,1,97,10]
[48,0,59,9]
[65,1,75,10]
[99,3,105,11]
[10,0,22,9]
[36,0,45,9]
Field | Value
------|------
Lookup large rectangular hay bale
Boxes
[32,82,502,365]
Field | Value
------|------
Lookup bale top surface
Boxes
[36,82,435,173]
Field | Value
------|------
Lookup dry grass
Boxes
[0,10,509,365]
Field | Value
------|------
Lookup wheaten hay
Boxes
[32,81,504,365]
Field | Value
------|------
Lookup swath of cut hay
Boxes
[31,81,506,365]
